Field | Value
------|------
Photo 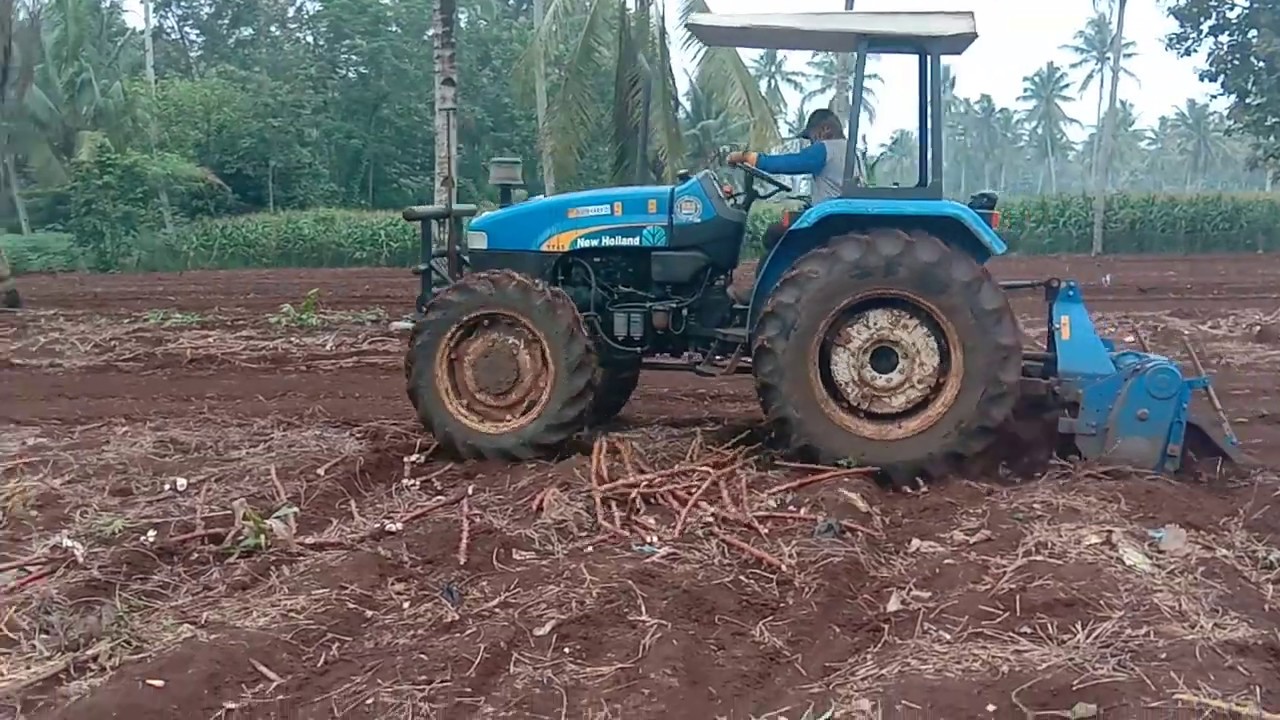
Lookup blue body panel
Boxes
[746,197,1009,333]
[1049,281,1242,472]
[788,198,1008,256]
[466,175,720,253]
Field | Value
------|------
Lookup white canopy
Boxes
[685,11,978,55]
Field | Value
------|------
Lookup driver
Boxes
[727,108,847,254]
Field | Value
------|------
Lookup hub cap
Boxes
[829,307,942,414]
[816,295,963,441]
[436,311,554,433]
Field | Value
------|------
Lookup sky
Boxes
[117,0,1221,151]
[677,0,1221,149]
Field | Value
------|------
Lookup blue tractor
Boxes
[401,10,1245,480]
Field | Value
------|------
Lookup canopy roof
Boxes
[684,11,978,55]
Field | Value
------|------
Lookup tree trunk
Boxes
[433,0,459,207]
[1266,170,1273,193]
[829,0,857,126]
[1046,132,1058,194]
[1089,0,1127,256]
[267,158,276,213]
[4,155,30,235]
[830,53,852,123]
[1091,76,1104,185]
[143,0,174,233]
[532,0,555,194]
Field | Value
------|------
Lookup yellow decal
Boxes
[613,201,623,215]
[647,199,658,214]
[1060,314,1071,340]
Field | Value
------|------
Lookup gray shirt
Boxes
[811,138,847,203]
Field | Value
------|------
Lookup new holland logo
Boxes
[641,226,667,247]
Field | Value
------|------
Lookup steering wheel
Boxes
[731,161,792,199]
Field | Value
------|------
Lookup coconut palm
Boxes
[681,74,747,168]
[749,49,805,118]
[783,101,809,138]
[521,0,776,187]
[1062,11,1136,163]
[875,128,918,186]
[802,51,880,128]
[1168,99,1231,190]
[1018,61,1079,193]
[1089,0,1128,254]
[21,0,139,184]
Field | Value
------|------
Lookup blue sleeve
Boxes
[755,143,826,175]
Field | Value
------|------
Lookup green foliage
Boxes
[64,140,225,271]
[0,232,81,273]
[269,289,324,328]
[11,194,1280,277]
[177,209,416,269]
[1165,0,1280,176]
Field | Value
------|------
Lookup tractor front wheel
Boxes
[405,270,597,460]
[752,228,1022,480]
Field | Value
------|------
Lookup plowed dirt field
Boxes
[2,254,1279,719]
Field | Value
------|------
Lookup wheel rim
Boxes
[811,291,964,441]
[435,310,555,434]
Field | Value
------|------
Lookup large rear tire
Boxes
[589,359,642,425]
[751,228,1022,479]
[405,270,597,460]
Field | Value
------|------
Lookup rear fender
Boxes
[745,198,1008,333]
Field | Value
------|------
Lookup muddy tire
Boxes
[589,359,642,425]
[751,228,1022,480]
[404,269,597,460]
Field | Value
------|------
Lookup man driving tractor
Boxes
[726,107,847,254]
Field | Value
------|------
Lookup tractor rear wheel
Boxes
[405,269,597,460]
[751,228,1022,480]
[589,359,642,425]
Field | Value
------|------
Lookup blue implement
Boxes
[1044,280,1244,472]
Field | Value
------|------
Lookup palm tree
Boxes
[749,49,804,118]
[1062,11,1136,170]
[803,52,880,128]
[876,129,918,186]
[521,0,775,187]
[1090,0,1128,254]
[21,0,139,184]
[0,0,42,234]
[681,74,747,167]
[1079,100,1142,188]
[783,101,809,138]
[1018,61,1079,193]
[1169,99,1230,190]
[969,94,1004,189]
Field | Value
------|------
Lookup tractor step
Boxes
[694,328,750,377]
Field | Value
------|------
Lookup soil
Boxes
[2,253,1279,719]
